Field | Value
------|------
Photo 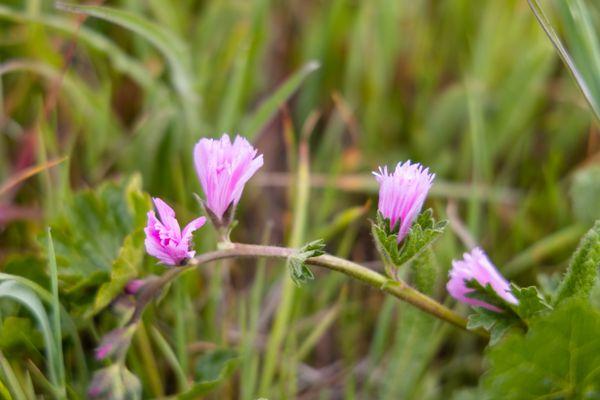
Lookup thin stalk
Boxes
[128,244,487,339]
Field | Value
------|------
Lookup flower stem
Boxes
[130,243,488,339]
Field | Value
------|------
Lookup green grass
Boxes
[1,0,600,398]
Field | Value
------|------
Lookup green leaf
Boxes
[92,229,145,315]
[467,308,519,345]
[410,249,437,295]
[46,175,151,315]
[555,220,600,305]
[483,299,600,399]
[176,349,239,399]
[286,239,326,286]
[509,283,552,321]
[397,209,447,267]
[371,209,447,279]
[465,281,554,344]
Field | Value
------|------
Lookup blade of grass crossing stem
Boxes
[46,229,66,399]
[528,0,600,120]
[259,139,310,395]
[242,61,320,139]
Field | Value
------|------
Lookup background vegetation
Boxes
[1,0,599,398]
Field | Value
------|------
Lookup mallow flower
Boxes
[144,197,206,266]
[373,161,435,242]
[194,134,264,225]
[447,247,518,311]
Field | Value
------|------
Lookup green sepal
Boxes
[372,209,446,280]
[465,280,553,343]
[287,239,326,286]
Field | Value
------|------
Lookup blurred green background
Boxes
[1,0,599,398]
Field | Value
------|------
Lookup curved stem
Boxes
[130,243,488,339]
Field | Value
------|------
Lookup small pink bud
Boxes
[447,247,518,311]
[373,161,435,242]
[144,197,206,266]
[94,326,136,361]
[124,279,145,295]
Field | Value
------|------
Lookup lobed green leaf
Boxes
[483,299,600,399]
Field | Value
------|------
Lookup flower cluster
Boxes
[144,134,263,266]
[142,133,516,312]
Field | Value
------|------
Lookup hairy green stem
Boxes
[129,243,488,339]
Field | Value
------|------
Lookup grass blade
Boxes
[242,61,320,138]
[46,228,66,398]
[528,0,600,120]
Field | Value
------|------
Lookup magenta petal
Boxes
[446,247,517,311]
[181,216,207,241]
[194,134,263,220]
[152,197,180,234]
[144,198,205,266]
[373,161,435,242]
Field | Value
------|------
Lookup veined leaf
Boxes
[46,175,150,316]
[466,281,552,344]
[483,299,600,398]
[91,229,145,316]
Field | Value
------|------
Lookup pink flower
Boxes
[447,247,518,311]
[194,134,263,223]
[144,198,206,266]
[124,279,145,295]
[373,161,435,242]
